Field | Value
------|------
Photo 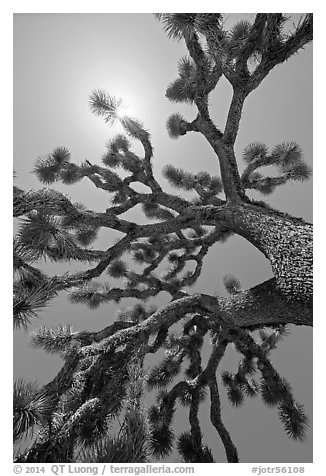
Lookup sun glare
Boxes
[115,102,131,120]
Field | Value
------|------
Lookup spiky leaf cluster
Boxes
[271,142,311,180]
[107,259,128,278]
[17,212,84,262]
[31,325,74,355]
[177,432,214,462]
[109,134,130,153]
[14,242,46,289]
[89,90,123,125]
[116,303,149,324]
[242,141,312,195]
[156,14,197,41]
[243,142,269,163]
[149,425,175,458]
[229,327,309,441]
[15,348,147,462]
[69,282,111,310]
[121,117,150,141]
[163,165,197,191]
[163,165,223,198]
[166,57,198,104]
[257,326,289,356]
[193,13,223,35]
[14,380,56,442]
[14,278,59,330]
[75,227,98,247]
[80,403,150,463]
[259,372,308,440]
[147,354,182,389]
[278,401,308,441]
[102,151,120,168]
[223,274,242,294]
[142,201,175,221]
[148,405,161,425]
[221,357,259,406]
[59,163,83,185]
[76,411,112,448]
[34,147,71,184]
[178,386,207,407]
[227,20,260,61]
[166,113,188,138]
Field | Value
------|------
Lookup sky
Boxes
[13,13,312,463]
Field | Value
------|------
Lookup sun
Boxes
[115,101,132,120]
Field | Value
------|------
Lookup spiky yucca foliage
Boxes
[156,14,197,41]
[149,425,175,458]
[278,401,308,441]
[241,141,312,194]
[163,165,196,190]
[166,113,188,138]
[107,259,128,278]
[121,117,150,141]
[13,278,59,330]
[89,90,123,125]
[31,325,73,355]
[69,282,111,309]
[17,212,83,262]
[177,432,215,463]
[223,274,242,295]
[147,355,183,389]
[78,357,151,463]
[243,142,269,163]
[14,380,56,442]
[15,333,152,463]
[34,147,71,184]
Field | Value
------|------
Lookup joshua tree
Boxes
[13,14,313,463]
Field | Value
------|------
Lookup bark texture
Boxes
[229,204,312,304]
[217,279,312,328]
[200,202,313,308]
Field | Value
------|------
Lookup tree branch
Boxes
[200,278,312,329]
[204,338,239,462]
[78,294,203,357]
[223,89,247,146]
[248,14,313,94]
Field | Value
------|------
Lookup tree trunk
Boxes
[201,202,312,308]
[212,278,312,328]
